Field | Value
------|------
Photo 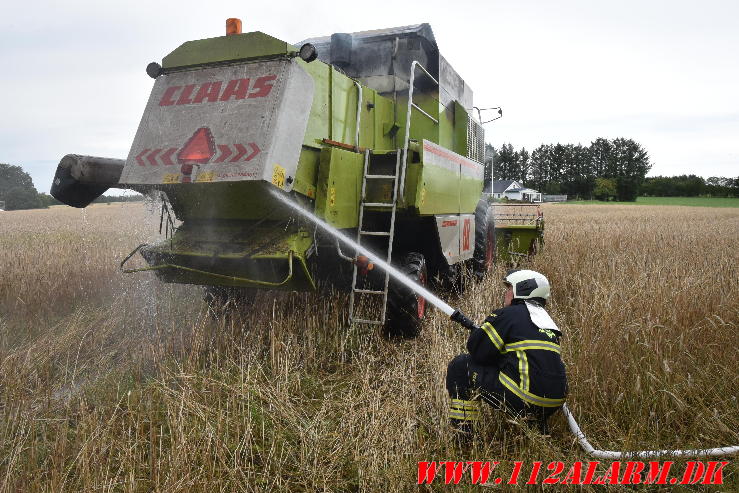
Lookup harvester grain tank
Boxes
[51,20,542,337]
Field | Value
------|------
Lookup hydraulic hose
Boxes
[450,311,739,458]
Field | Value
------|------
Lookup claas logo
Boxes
[158,75,277,106]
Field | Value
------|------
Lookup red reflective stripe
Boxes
[423,141,480,171]
[135,149,150,166]
[244,143,260,161]
[147,148,162,166]
[160,148,177,166]
[214,145,233,163]
[230,144,248,162]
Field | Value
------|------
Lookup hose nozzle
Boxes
[355,255,374,275]
[450,309,479,331]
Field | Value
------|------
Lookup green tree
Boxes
[610,138,651,201]
[493,143,517,180]
[0,163,44,210]
[517,147,530,184]
[529,144,552,192]
[593,177,617,201]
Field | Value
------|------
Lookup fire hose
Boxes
[449,311,739,458]
[270,190,738,459]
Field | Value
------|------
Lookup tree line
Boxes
[0,163,141,210]
[485,138,737,201]
[641,175,738,198]
[486,138,653,201]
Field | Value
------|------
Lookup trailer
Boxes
[51,20,543,337]
[491,203,545,261]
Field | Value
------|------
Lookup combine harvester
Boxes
[51,19,543,337]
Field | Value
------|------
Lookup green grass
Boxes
[560,196,739,208]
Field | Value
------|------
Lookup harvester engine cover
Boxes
[121,59,313,190]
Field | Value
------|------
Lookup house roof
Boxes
[492,180,517,193]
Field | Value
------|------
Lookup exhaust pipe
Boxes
[50,154,125,208]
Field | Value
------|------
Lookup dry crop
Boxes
[0,202,737,491]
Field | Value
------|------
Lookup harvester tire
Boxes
[384,252,427,339]
[472,203,496,281]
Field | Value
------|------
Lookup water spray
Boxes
[270,190,464,320]
[272,190,738,458]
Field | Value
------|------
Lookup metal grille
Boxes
[466,118,485,163]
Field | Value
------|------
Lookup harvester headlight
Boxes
[146,62,163,79]
[299,43,318,63]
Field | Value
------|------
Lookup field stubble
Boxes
[0,202,737,491]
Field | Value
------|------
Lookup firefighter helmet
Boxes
[504,269,551,301]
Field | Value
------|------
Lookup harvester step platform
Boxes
[360,231,391,236]
[364,174,395,179]
[354,289,385,294]
[362,202,394,207]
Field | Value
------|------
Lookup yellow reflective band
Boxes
[449,410,480,421]
[498,372,566,408]
[481,322,504,351]
[451,399,479,410]
[517,350,529,392]
[505,339,561,353]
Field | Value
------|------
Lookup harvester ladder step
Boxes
[349,149,402,327]
[362,202,394,208]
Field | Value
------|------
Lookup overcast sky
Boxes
[1,0,737,193]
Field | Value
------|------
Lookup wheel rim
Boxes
[417,271,427,319]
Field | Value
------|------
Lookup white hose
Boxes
[562,404,739,458]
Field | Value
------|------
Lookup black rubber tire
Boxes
[384,252,428,339]
[472,201,496,281]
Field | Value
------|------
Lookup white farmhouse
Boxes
[491,180,542,203]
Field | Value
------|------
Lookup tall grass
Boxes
[0,203,737,491]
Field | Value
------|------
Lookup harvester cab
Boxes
[50,19,537,337]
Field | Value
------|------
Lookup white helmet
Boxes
[504,269,551,301]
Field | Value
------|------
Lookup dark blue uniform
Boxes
[447,300,568,432]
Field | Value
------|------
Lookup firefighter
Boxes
[446,269,567,436]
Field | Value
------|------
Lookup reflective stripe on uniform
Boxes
[449,398,480,421]
[504,339,561,353]
[498,372,565,408]
[451,398,479,410]
[448,409,479,421]
[481,322,504,351]
[516,350,529,391]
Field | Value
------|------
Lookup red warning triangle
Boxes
[177,127,216,164]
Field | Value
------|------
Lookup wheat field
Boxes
[0,202,737,491]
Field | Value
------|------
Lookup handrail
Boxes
[353,80,362,151]
[399,60,439,204]
[120,245,296,287]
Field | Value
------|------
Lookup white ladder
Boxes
[348,149,402,326]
